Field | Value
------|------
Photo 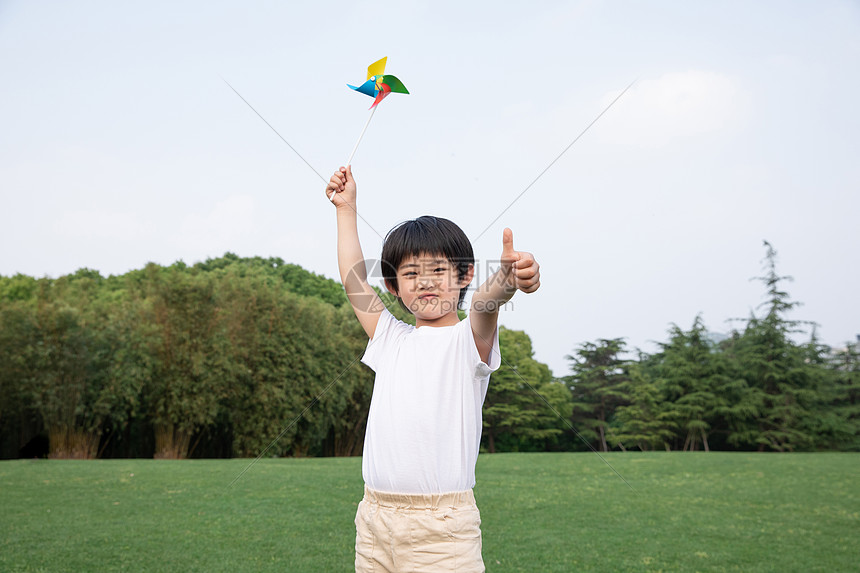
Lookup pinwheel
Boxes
[342,57,409,170]
[347,57,409,110]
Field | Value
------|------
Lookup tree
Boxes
[565,338,629,452]
[725,241,821,451]
[206,260,373,458]
[482,328,571,453]
[0,294,39,456]
[193,253,347,308]
[609,363,676,451]
[829,339,860,449]
[648,316,728,451]
[322,302,375,457]
[12,271,145,458]
[133,264,225,459]
[810,335,860,450]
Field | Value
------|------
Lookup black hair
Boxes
[381,215,474,310]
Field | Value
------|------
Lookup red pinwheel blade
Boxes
[369,83,392,109]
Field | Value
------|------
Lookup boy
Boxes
[326,165,540,572]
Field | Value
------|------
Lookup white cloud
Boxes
[597,70,748,148]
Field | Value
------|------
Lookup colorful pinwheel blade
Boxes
[348,79,377,98]
[369,84,392,109]
[366,57,387,81]
[379,75,409,94]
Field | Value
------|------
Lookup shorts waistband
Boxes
[363,485,476,510]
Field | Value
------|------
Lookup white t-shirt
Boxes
[360,308,501,494]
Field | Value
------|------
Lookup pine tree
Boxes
[483,328,571,453]
[609,363,676,451]
[565,338,629,452]
[645,316,727,451]
[727,241,821,451]
[821,338,860,450]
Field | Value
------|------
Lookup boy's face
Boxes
[388,253,473,326]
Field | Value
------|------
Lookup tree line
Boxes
[0,244,857,459]
[489,242,858,453]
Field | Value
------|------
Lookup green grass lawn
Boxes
[1,453,857,572]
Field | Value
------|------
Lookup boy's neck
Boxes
[415,313,461,328]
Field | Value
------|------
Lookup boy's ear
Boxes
[384,279,399,297]
[459,264,475,287]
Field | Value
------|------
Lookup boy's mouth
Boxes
[418,294,438,300]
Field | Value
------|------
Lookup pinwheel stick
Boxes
[346,106,377,166]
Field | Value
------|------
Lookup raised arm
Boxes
[326,166,384,339]
[470,228,540,364]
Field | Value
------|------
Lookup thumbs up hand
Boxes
[500,228,540,294]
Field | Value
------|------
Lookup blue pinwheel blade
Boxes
[347,79,378,98]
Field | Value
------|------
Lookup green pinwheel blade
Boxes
[381,75,409,94]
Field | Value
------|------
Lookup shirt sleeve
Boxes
[360,308,396,372]
[463,315,502,379]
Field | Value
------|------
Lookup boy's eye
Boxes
[434,267,446,273]
[403,271,418,277]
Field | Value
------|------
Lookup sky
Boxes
[1,0,858,376]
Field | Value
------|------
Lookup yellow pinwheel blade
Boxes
[366,57,387,80]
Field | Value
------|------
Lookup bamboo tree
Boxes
[0,294,40,453]
[323,302,375,457]
[208,260,370,458]
[135,264,224,459]
[12,271,143,458]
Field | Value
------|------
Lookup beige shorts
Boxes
[355,485,484,573]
